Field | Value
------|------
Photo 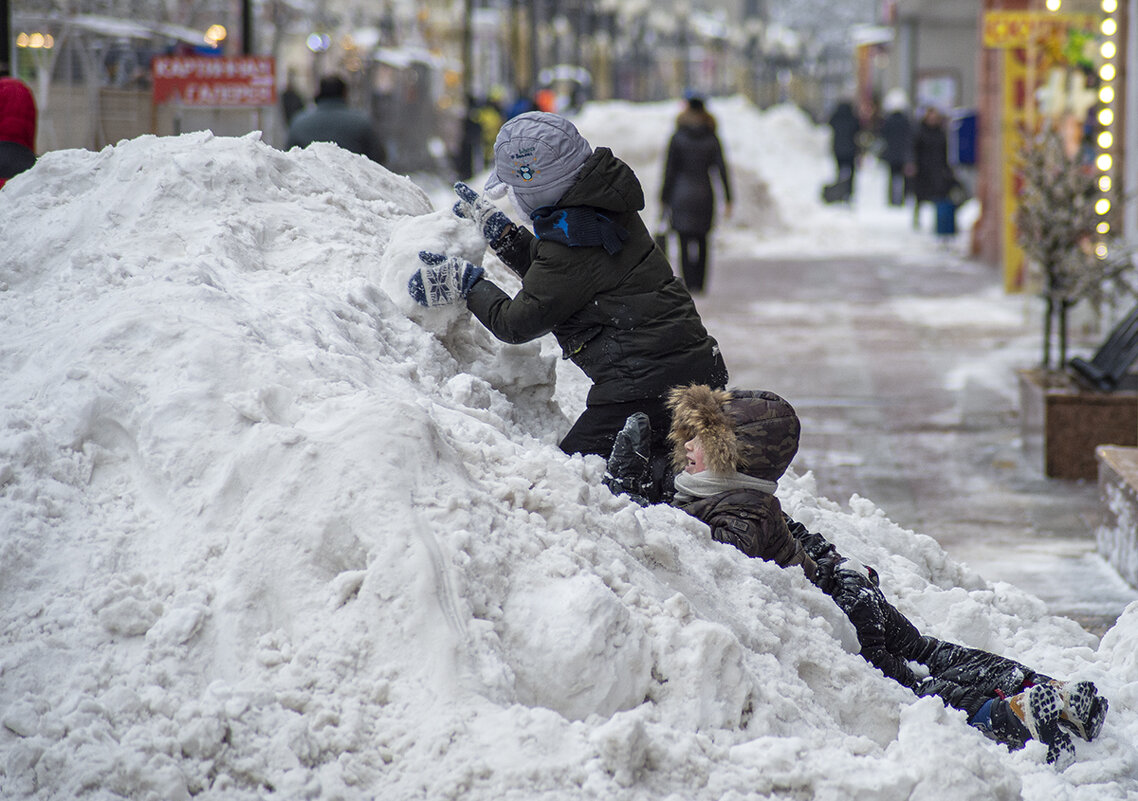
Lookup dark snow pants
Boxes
[785,516,1042,719]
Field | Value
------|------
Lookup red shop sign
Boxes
[152,56,276,107]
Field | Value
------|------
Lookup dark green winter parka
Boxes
[465,146,728,406]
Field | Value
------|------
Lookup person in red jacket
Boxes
[0,77,37,189]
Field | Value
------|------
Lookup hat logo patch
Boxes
[515,162,538,182]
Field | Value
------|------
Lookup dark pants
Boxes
[836,157,856,196]
[559,397,673,461]
[677,233,709,293]
[829,565,1039,718]
[887,162,906,206]
[788,516,1040,721]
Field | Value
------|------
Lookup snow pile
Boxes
[0,111,1135,801]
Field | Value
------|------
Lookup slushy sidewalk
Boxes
[697,243,1138,637]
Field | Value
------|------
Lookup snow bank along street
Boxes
[1,100,1136,800]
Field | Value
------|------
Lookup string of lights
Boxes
[1094,0,1119,257]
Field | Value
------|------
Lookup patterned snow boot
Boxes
[990,684,1076,769]
[1049,680,1108,742]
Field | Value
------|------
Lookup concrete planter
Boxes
[1018,368,1138,480]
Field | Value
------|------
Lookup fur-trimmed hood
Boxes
[666,385,800,480]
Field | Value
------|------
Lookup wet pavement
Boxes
[696,246,1138,637]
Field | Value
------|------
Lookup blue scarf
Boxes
[531,206,629,255]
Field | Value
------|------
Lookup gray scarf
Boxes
[673,470,778,504]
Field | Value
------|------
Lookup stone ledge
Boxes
[1096,445,1138,589]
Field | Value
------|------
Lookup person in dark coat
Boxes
[603,385,1109,769]
[280,69,305,126]
[660,96,732,294]
[286,75,386,165]
[407,111,728,466]
[912,106,954,229]
[827,99,861,198]
[879,88,913,207]
[0,77,37,189]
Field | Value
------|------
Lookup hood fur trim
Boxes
[667,384,801,481]
[666,385,738,474]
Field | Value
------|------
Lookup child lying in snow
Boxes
[604,384,1108,769]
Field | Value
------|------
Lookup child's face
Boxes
[684,436,707,474]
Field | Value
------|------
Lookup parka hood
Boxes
[558,147,645,214]
[667,385,800,480]
[676,107,716,134]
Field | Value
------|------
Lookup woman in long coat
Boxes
[660,97,732,294]
[912,107,954,228]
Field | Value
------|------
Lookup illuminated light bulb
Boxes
[1096,243,1110,259]
[1102,42,1117,59]
[1103,0,1118,11]
[1099,131,1114,149]
[306,33,331,52]
[1046,0,1061,9]
[16,32,28,47]
[205,24,227,44]
[28,32,45,48]
[1100,85,1115,103]
[1098,153,1113,171]
[1096,198,1112,215]
[1103,19,1118,36]
[1100,175,1113,192]
[1099,108,1114,126]
[1098,221,1111,235]
[44,34,54,48]
[1101,63,1117,81]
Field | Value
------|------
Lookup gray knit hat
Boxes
[484,111,593,217]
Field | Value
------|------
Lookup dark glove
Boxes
[453,182,514,248]
[603,413,653,505]
[407,251,484,307]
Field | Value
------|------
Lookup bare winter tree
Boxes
[1015,126,1134,370]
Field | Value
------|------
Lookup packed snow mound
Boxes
[0,127,1135,801]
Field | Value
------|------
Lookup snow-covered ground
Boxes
[1,98,1136,800]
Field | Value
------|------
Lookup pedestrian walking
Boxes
[912,106,955,231]
[826,99,861,201]
[279,69,305,126]
[286,75,386,165]
[879,88,913,207]
[660,95,733,294]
